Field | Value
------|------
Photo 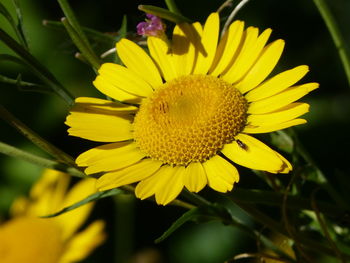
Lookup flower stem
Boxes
[313,0,350,87]
[0,105,76,167]
[0,141,86,178]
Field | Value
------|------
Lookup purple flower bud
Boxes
[137,14,165,37]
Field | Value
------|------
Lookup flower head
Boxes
[0,169,105,263]
[137,14,165,37]
[66,13,318,205]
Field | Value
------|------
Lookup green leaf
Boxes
[138,5,191,24]
[58,0,100,69]
[0,2,26,47]
[0,29,74,106]
[42,188,124,218]
[155,204,232,243]
[0,141,86,178]
[155,207,200,243]
[11,0,28,48]
[119,15,128,38]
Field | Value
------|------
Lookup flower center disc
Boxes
[133,75,248,166]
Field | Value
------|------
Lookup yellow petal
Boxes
[97,159,163,191]
[59,220,105,263]
[135,165,183,205]
[66,106,133,142]
[209,20,245,76]
[54,178,97,240]
[79,143,146,175]
[247,82,319,114]
[222,27,271,83]
[243,118,307,134]
[172,23,196,76]
[27,170,70,216]
[183,162,207,193]
[155,166,185,205]
[116,38,163,88]
[221,134,284,172]
[235,39,285,94]
[273,152,292,173]
[98,63,153,97]
[245,65,309,101]
[76,141,131,166]
[247,103,309,126]
[202,155,239,193]
[148,36,177,81]
[192,12,219,75]
[74,97,137,112]
[93,75,140,103]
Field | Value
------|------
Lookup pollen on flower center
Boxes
[133,75,248,166]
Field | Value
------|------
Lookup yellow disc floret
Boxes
[133,75,248,165]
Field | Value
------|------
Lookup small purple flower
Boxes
[137,14,165,37]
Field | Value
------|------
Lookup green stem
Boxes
[164,0,181,14]
[313,0,350,87]
[42,20,116,44]
[181,189,211,207]
[0,28,74,106]
[0,74,43,88]
[61,17,101,70]
[0,141,86,178]
[0,105,76,167]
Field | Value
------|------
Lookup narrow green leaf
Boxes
[119,15,128,38]
[11,0,28,48]
[0,2,26,47]
[58,0,99,65]
[0,141,86,178]
[138,5,191,24]
[313,0,350,88]
[155,204,232,243]
[0,28,74,106]
[42,188,124,218]
[0,53,27,66]
[155,207,200,243]
[61,17,101,70]
[164,0,181,14]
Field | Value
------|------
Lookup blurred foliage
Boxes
[1,0,350,262]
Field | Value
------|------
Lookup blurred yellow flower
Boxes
[0,169,105,263]
[66,12,317,205]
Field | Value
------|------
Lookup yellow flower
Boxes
[66,13,318,205]
[0,169,105,263]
